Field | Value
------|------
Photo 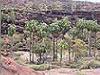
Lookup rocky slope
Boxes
[0,56,44,75]
[1,0,100,11]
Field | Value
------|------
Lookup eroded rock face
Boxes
[0,56,44,75]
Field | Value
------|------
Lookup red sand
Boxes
[1,56,100,75]
[44,68,100,75]
[0,56,44,75]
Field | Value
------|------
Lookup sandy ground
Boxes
[44,68,100,75]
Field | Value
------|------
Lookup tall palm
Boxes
[90,23,100,56]
[8,24,16,58]
[48,23,60,61]
[84,20,100,57]
[26,20,48,63]
[76,19,100,57]
[64,33,72,62]
[25,20,41,63]
[58,39,69,64]
[48,17,70,61]
[72,39,87,62]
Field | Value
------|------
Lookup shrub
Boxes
[25,64,50,71]
[79,58,100,69]
[68,58,100,69]
[76,71,85,75]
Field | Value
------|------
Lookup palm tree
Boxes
[84,20,100,57]
[72,39,87,62]
[90,23,100,57]
[76,19,100,57]
[26,20,48,63]
[68,27,80,40]
[8,24,16,58]
[48,21,61,61]
[58,39,69,64]
[26,21,48,64]
[48,17,70,61]
[64,33,72,62]
[25,20,38,63]
[33,38,50,64]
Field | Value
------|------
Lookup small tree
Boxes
[33,38,51,64]
[72,39,88,62]
[8,24,16,37]
[58,39,69,64]
[8,24,16,58]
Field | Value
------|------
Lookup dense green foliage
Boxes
[1,10,100,70]
[8,24,16,36]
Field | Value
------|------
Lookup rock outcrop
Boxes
[0,56,44,75]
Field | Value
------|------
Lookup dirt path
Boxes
[44,68,100,75]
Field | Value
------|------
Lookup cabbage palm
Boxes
[76,19,100,57]
[84,21,100,57]
[64,33,73,62]
[58,39,69,64]
[8,24,16,58]
[72,39,87,62]
[25,20,40,63]
[48,17,70,61]
[68,27,80,39]
[25,20,48,63]
[33,38,51,64]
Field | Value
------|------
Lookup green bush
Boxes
[65,62,80,68]
[68,58,100,69]
[25,64,50,71]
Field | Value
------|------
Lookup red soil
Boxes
[1,56,100,75]
[0,56,44,75]
[44,68,100,75]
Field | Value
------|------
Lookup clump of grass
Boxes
[25,64,50,71]
[76,70,85,75]
[68,58,100,69]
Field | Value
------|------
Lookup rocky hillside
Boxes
[1,0,100,11]
[73,1,100,11]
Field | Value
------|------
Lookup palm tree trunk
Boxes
[31,32,34,63]
[10,37,14,58]
[39,52,42,63]
[10,7,15,58]
[74,53,77,62]
[53,38,56,61]
[94,32,97,57]
[79,29,84,40]
[60,47,62,65]
[55,38,57,60]
[68,41,71,62]
[88,31,92,57]
[29,32,32,63]
[68,46,71,62]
